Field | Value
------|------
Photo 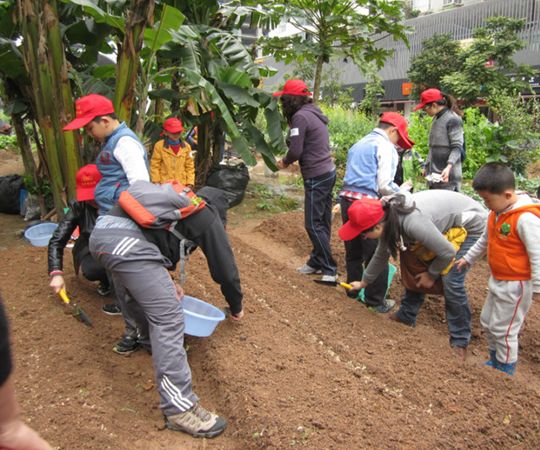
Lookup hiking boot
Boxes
[370,299,395,314]
[102,303,122,316]
[165,403,227,438]
[113,334,139,355]
[297,264,322,275]
[97,282,112,296]
[494,360,516,376]
[484,350,497,368]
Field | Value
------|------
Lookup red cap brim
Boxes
[76,186,96,202]
[338,220,364,241]
[413,102,426,112]
[397,131,414,150]
[63,116,94,131]
[273,90,284,97]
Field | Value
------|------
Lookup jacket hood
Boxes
[302,103,329,125]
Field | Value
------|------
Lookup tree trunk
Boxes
[114,0,155,126]
[312,55,325,103]
[11,113,37,180]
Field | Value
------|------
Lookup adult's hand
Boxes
[414,272,435,289]
[49,275,65,294]
[173,282,184,302]
[349,280,367,291]
[229,309,244,321]
[440,164,452,183]
[0,419,53,450]
[454,258,470,272]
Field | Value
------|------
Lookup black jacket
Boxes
[47,201,98,275]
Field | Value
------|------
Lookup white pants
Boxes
[480,277,533,364]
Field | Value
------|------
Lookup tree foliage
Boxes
[255,0,409,100]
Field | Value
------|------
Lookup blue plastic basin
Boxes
[182,295,225,337]
[24,222,58,247]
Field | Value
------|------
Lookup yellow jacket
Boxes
[150,139,195,185]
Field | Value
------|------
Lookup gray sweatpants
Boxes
[481,276,534,364]
[90,222,198,415]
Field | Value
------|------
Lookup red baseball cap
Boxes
[63,94,115,131]
[413,88,444,111]
[339,198,385,241]
[379,112,414,149]
[273,79,312,97]
[163,117,184,133]
[75,164,102,201]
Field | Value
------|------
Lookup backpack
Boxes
[460,136,467,162]
[118,180,206,232]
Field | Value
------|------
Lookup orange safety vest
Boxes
[487,204,540,280]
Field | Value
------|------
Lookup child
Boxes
[456,163,540,375]
[150,118,195,187]
[63,94,150,214]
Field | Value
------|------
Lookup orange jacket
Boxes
[150,139,195,185]
[487,204,540,280]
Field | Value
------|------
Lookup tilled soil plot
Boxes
[2,210,539,449]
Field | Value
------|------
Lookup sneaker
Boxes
[370,299,396,314]
[97,282,111,296]
[113,334,139,355]
[102,304,122,316]
[494,360,516,376]
[484,350,497,368]
[297,264,322,275]
[165,403,227,438]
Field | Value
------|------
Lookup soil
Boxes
[2,181,540,448]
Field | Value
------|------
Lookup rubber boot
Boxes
[484,350,497,368]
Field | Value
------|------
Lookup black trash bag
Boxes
[0,175,23,214]
[205,162,250,208]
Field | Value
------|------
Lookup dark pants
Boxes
[79,253,109,286]
[340,197,389,307]
[394,235,477,348]
[304,170,337,276]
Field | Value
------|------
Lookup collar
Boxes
[105,122,127,143]
[372,128,392,143]
[435,107,449,119]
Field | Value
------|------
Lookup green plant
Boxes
[0,134,17,151]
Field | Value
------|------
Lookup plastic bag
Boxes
[205,162,249,208]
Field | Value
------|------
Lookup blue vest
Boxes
[94,123,148,214]
[343,130,387,197]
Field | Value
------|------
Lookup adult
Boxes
[340,190,487,358]
[0,295,53,450]
[414,88,464,191]
[0,118,11,135]
[63,94,150,214]
[274,79,337,283]
[89,181,242,437]
[48,164,119,314]
[339,112,414,313]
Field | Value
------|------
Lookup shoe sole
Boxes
[112,346,140,356]
[165,421,227,438]
[102,310,122,316]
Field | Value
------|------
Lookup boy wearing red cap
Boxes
[414,88,464,191]
[150,118,195,186]
[339,112,414,313]
[63,94,150,214]
[48,164,119,314]
[274,79,338,284]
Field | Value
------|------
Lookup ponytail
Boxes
[380,194,416,258]
[436,93,463,117]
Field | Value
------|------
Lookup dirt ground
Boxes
[1,199,539,450]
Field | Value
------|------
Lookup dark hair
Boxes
[428,92,462,117]
[380,194,416,259]
[472,162,515,194]
[377,121,394,130]
[537,185,540,199]
[92,113,118,122]
[280,95,313,123]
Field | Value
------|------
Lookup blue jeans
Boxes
[395,235,477,348]
[304,170,337,276]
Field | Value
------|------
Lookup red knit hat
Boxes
[273,79,312,97]
[63,94,115,131]
[163,117,184,133]
[413,88,444,111]
[75,164,102,202]
[379,112,414,149]
[338,198,385,241]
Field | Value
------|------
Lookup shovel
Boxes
[58,288,93,327]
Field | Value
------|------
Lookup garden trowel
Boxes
[58,288,93,327]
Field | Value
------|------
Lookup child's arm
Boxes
[184,142,195,186]
[150,143,163,183]
[455,224,488,271]
[517,212,540,293]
